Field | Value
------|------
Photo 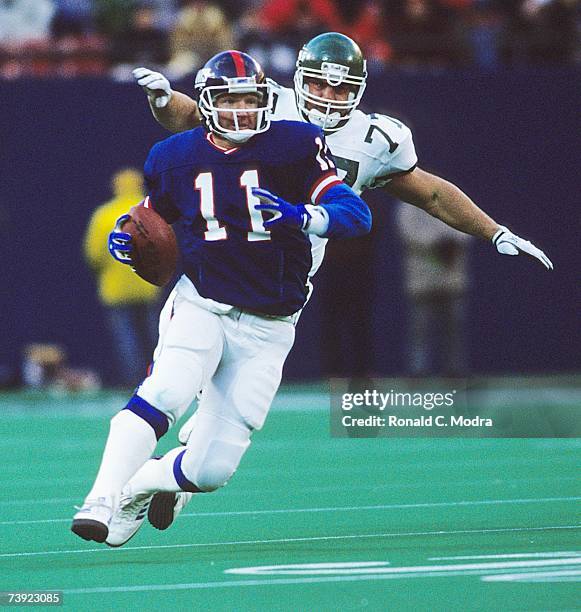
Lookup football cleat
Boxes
[71,496,114,543]
[105,489,153,547]
[148,491,193,530]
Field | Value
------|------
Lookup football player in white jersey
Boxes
[132,33,553,531]
[134,33,551,264]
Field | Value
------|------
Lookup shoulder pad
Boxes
[266,77,282,89]
[362,113,414,158]
[367,112,411,137]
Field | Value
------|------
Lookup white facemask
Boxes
[198,79,273,143]
[294,62,366,133]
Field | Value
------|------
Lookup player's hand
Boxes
[492,225,553,270]
[132,67,172,109]
[252,188,311,231]
[108,214,133,264]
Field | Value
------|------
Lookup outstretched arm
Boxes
[133,67,202,133]
[385,167,498,239]
[384,167,553,269]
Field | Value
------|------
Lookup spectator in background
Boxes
[166,0,233,78]
[249,0,340,72]
[84,168,161,387]
[1,0,578,79]
[386,0,468,67]
[137,0,179,32]
[260,0,342,35]
[335,0,393,67]
[51,0,93,37]
[50,0,109,78]
[396,200,471,377]
[93,0,132,38]
[251,0,392,72]
[454,1,506,69]
[501,0,579,65]
[110,3,169,68]
[0,0,55,41]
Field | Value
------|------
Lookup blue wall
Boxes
[1,68,579,382]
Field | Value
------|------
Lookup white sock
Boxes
[125,447,185,495]
[85,410,158,502]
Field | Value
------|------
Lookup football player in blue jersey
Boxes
[71,51,371,546]
[128,34,554,534]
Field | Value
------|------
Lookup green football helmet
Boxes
[294,32,367,132]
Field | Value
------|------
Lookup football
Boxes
[122,204,178,287]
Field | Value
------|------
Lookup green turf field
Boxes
[0,385,579,611]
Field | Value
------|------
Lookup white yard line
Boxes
[482,569,581,582]
[226,557,581,575]
[430,551,581,561]
[0,525,578,559]
[58,559,581,595]
[1,495,579,526]
[0,497,80,507]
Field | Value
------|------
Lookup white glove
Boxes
[132,67,172,109]
[492,225,553,270]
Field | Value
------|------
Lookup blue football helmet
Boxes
[195,50,273,144]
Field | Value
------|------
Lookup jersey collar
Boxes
[206,133,240,155]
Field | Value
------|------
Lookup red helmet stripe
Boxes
[230,51,246,77]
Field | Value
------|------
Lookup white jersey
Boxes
[270,81,418,195]
[269,81,418,281]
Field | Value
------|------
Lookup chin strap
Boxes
[307,106,342,130]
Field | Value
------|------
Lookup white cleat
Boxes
[148,491,193,530]
[105,489,153,547]
[71,496,114,543]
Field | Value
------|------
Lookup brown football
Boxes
[122,204,178,287]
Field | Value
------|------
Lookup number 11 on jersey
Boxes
[241,170,270,242]
[195,172,226,241]
[195,170,270,242]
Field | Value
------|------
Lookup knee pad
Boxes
[179,411,251,492]
[192,438,248,492]
[138,347,204,424]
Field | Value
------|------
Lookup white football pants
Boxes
[135,275,296,491]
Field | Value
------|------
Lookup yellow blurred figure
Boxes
[84,168,161,386]
[84,168,160,305]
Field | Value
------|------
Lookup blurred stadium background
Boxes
[0,1,579,610]
[1,0,579,387]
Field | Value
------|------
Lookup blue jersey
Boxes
[144,121,344,316]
